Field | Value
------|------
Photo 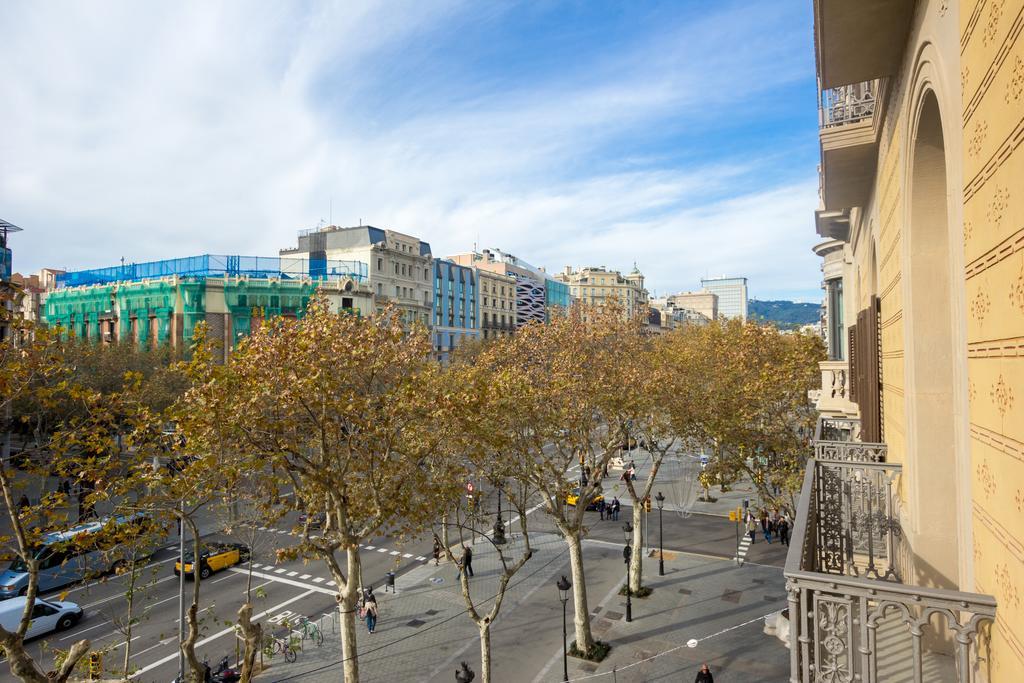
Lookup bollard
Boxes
[386,571,396,593]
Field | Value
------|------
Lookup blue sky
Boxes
[0,0,823,300]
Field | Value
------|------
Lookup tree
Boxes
[470,304,640,658]
[430,353,541,683]
[179,296,459,682]
[677,320,823,513]
[0,315,153,682]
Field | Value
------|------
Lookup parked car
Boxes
[0,597,82,639]
[174,542,250,579]
[298,512,326,529]
[565,489,604,511]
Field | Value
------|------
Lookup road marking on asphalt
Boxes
[227,568,336,595]
[44,556,179,601]
[130,589,316,679]
[327,580,336,586]
[389,550,399,555]
[277,529,289,534]
[416,556,427,562]
[300,574,312,580]
[287,571,298,577]
[211,571,242,584]
[364,545,375,550]
[402,553,413,558]
[82,574,177,609]
[274,568,287,574]
[60,621,109,641]
[376,547,388,553]
[313,577,325,583]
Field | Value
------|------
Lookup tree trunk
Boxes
[0,634,48,683]
[566,534,594,653]
[478,620,492,683]
[337,545,362,683]
[630,503,643,593]
[182,520,205,682]
[237,603,262,683]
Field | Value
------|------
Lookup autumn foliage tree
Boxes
[179,296,461,683]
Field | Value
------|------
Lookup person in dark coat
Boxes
[779,516,791,546]
[457,545,474,578]
[433,538,442,566]
[694,663,714,682]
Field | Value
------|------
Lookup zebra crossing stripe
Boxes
[313,577,325,583]
[415,556,426,562]
[364,545,375,550]
[402,553,413,559]
[376,548,388,553]
[300,574,312,580]
[274,568,287,574]
[287,571,298,577]
[389,550,399,556]
[327,580,336,586]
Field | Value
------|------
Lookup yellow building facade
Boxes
[801,1,1024,680]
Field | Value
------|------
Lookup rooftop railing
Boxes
[785,430,996,682]
[819,80,876,129]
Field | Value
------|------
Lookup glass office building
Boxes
[700,276,748,321]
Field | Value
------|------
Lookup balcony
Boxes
[785,424,997,682]
[819,81,881,211]
[813,0,913,90]
[814,360,859,420]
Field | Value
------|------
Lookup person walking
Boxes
[694,663,714,682]
[611,497,620,521]
[746,517,757,544]
[433,538,442,566]
[779,516,790,547]
[17,494,30,511]
[598,498,606,521]
[458,545,474,578]
[363,589,379,634]
[763,513,773,544]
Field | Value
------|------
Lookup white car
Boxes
[0,597,83,639]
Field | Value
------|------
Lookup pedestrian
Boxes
[759,510,768,535]
[747,517,757,544]
[598,498,606,521]
[779,516,790,546]
[694,663,714,683]
[433,538,442,566]
[764,522,772,544]
[612,497,620,521]
[17,494,29,511]
[363,589,378,634]
[457,544,474,578]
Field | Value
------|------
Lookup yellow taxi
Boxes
[565,489,605,510]
[174,542,250,580]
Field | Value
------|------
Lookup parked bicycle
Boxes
[298,616,324,646]
[262,633,297,663]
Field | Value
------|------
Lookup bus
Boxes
[0,513,160,599]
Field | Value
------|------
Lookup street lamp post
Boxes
[622,522,633,623]
[655,491,665,576]
[557,575,572,682]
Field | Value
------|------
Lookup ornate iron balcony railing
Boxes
[819,81,876,129]
[784,456,996,683]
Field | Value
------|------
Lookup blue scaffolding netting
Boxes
[56,254,369,288]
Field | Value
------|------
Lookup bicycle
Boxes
[298,616,324,647]
[262,633,297,663]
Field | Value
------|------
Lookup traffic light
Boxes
[643,497,652,513]
[466,494,475,512]
[89,653,102,680]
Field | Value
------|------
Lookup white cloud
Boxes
[0,0,821,299]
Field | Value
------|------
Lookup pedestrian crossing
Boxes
[734,533,751,565]
[249,525,430,565]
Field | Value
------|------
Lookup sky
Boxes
[0,1,823,301]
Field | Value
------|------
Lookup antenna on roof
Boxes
[330,196,333,226]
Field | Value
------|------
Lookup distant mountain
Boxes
[748,300,821,328]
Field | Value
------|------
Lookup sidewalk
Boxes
[254,530,791,682]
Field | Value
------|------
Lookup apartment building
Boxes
[449,249,548,330]
[477,269,516,339]
[0,220,22,343]
[432,259,479,362]
[793,1,1023,681]
[661,290,718,321]
[554,264,648,318]
[282,225,432,327]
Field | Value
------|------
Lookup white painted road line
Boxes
[131,589,316,679]
[364,545,375,550]
[389,550,399,556]
[327,580,336,586]
[226,568,336,595]
[416,556,427,562]
[274,568,287,574]
[376,548,388,553]
[313,577,325,583]
[402,553,413,558]
[287,571,298,577]
[60,621,109,641]
[83,574,177,609]
[300,574,312,580]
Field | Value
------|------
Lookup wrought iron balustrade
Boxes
[819,81,876,128]
[785,457,996,683]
